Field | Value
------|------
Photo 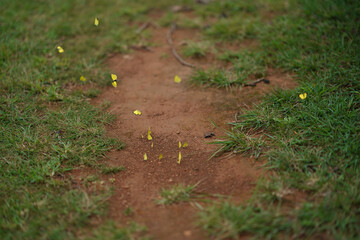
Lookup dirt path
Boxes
[88,27,295,239]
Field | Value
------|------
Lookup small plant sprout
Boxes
[159,154,163,160]
[80,75,86,82]
[178,152,181,164]
[151,142,154,148]
[94,17,99,26]
[109,178,115,183]
[123,207,134,216]
[299,93,307,99]
[133,110,141,115]
[57,46,64,53]
[183,142,188,148]
[147,127,152,140]
[111,74,117,88]
[174,75,181,83]
[179,141,182,148]
[144,153,148,161]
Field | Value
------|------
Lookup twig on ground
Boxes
[136,21,160,34]
[243,78,270,87]
[167,23,196,68]
[136,22,150,34]
[130,45,152,51]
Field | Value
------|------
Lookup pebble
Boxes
[184,230,192,237]
[204,132,215,138]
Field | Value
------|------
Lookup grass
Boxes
[123,207,134,217]
[194,0,360,239]
[209,128,265,159]
[190,42,267,86]
[101,166,125,175]
[182,41,213,58]
[198,201,293,239]
[88,221,149,240]
[2,187,112,240]
[156,183,199,205]
[204,17,260,41]
[191,69,240,88]
[191,50,267,87]
[0,0,180,238]
[2,0,359,238]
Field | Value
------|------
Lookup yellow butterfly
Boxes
[299,93,307,100]
[111,74,117,80]
[57,46,64,53]
[133,110,142,115]
[144,153,148,160]
[94,17,99,26]
[174,75,181,83]
[147,127,152,140]
[178,152,181,164]
[159,154,163,160]
[80,75,86,82]
[179,141,182,148]
[111,74,117,88]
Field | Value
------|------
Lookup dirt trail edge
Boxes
[89,27,295,239]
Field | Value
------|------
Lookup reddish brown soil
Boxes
[78,26,296,239]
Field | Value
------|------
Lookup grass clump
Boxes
[89,221,149,240]
[191,69,245,88]
[101,166,125,174]
[226,51,267,80]
[123,207,134,217]
[209,128,265,159]
[191,50,267,87]
[204,17,260,41]
[1,187,111,240]
[182,41,213,58]
[84,89,102,98]
[156,183,199,205]
[198,202,291,240]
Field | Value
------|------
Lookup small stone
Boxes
[168,178,173,182]
[184,230,192,237]
[204,132,215,138]
[171,5,182,12]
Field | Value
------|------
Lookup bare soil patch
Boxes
[75,26,295,239]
